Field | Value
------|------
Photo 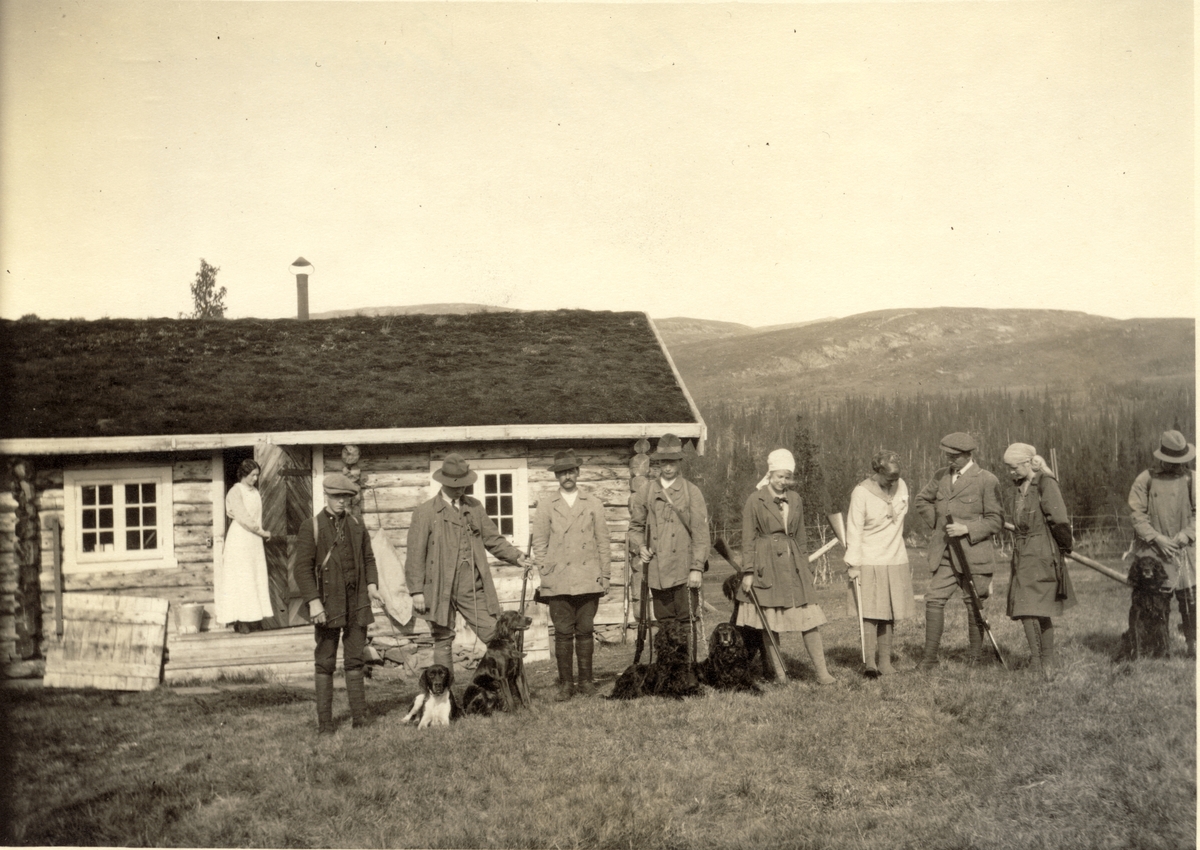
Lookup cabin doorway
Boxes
[251,443,314,629]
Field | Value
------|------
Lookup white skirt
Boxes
[215,523,275,624]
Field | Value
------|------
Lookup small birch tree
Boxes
[187,259,227,319]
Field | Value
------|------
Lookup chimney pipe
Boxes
[289,257,314,320]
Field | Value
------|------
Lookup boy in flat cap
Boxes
[407,454,532,671]
[294,473,381,734]
[628,434,710,628]
[913,432,1004,670]
[1128,430,1196,656]
[532,449,612,700]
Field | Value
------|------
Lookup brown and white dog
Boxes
[402,664,462,728]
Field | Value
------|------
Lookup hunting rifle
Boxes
[514,530,534,709]
[945,515,1008,669]
[712,537,788,683]
[633,502,654,666]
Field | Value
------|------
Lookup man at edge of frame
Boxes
[914,431,1004,671]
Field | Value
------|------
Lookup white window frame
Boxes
[63,466,177,574]
[427,457,529,551]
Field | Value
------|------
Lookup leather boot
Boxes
[965,603,985,665]
[1039,619,1056,678]
[554,636,575,701]
[575,635,596,697]
[1022,618,1043,675]
[862,619,880,678]
[1179,589,1196,658]
[801,629,836,684]
[919,603,944,671]
[345,669,368,728]
[315,673,335,735]
[877,622,896,675]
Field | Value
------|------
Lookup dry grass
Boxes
[4,556,1194,849]
[0,311,693,439]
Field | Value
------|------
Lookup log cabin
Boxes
[0,310,705,686]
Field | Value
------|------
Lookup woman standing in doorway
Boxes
[215,459,274,633]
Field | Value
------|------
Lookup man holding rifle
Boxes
[914,432,1004,671]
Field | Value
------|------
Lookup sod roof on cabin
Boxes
[0,312,696,439]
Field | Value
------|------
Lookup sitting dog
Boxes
[610,620,701,700]
[698,622,761,693]
[402,664,462,728]
[1117,556,1173,660]
[722,573,765,675]
[462,610,532,715]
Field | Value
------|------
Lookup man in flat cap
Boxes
[407,454,532,671]
[1128,430,1196,657]
[294,472,380,734]
[914,432,1004,670]
[628,434,710,629]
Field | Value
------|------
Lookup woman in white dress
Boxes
[215,460,274,633]
[844,450,916,677]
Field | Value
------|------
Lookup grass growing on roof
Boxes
[0,311,694,439]
[5,556,1195,848]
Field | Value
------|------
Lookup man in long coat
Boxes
[294,473,380,734]
[914,431,1004,670]
[407,454,531,670]
[628,434,710,627]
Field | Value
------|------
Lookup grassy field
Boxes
[3,556,1195,849]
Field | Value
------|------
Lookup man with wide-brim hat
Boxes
[294,472,381,734]
[531,449,612,700]
[1129,430,1197,656]
[406,453,532,670]
[913,431,1004,671]
[628,434,710,629]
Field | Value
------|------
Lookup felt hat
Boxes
[432,453,478,487]
[1154,430,1196,464]
[940,432,977,453]
[550,449,581,473]
[323,472,360,496]
[653,434,685,461]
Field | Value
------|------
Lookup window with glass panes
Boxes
[80,480,159,554]
[480,472,515,537]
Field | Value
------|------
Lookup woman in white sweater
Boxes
[844,450,916,676]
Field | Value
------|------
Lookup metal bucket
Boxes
[177,603,206,634]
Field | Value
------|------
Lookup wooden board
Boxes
[44,593,169,691]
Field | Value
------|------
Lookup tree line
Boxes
[688,382,1195,551]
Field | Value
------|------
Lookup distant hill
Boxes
[311,303,516,319]
[666,307,1195,403]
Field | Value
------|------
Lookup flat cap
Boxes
[323,472,360,495]
[939,432,977,453]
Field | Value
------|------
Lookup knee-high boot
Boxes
[315,672,335,735]
[345,669,368,728]
[1021,617,1043,674]
[919,603,945,671]
[1039,618,1056,675]
[576,635,596,697]
[862,619,880,677]
[965,604,984,664]
[554,635,575,701]
[801,628,836,684]
[1179,588,1196,658]
[877,621,896,675]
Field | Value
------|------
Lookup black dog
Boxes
[462,610,532,715]
[610,620,701,700]
[722,573,765,676]
[698,622,761,693]
[1117,556,1173,660]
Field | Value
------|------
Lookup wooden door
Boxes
[254,443,313,629]
[44,593,169,691]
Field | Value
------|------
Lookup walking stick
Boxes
[851,574,866,664]
[945,516,1008,669]
[713,537,788,683]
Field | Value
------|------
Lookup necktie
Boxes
[774,496,788,507]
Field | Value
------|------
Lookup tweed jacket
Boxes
[914,462,1004,574]
[531,488,611,597]
[293,509,378,628]
[737,487,818,609]
[628,477,710,590]
[404,493,524,628]
[1129,468,1196,590]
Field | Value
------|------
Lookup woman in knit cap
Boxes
[1002,442,1075,677]
[844,450,916,677]
[737,448,842,684]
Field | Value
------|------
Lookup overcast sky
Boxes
[0,0,1192,327]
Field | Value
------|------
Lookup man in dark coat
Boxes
[294,473,380,734]
[914,432,1004,670]
[407,454,531,671]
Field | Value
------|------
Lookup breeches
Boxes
[547,594,601,639]
[926,552,992,608]
[314,623,368,675]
